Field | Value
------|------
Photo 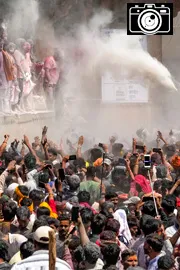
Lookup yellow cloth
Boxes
[19,197,34,213]
[28,202,34,213]
[9,251,21,265]
[15,187,25,200]
[120,150,124,157]
[39,202,58,218]
[86,161,89,168]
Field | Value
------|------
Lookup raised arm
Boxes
[109,136,117,153]
[169,179,180,195]
[126,158,135,181]
[57,138,66,158]
[42,138,50,161]
[132,138,136,154]
[158,131,168,146]
[23,135,41,165]
[0,135,10,157]
[78,214,89,246]
[20,140,26,157]
[11,139,20,156]
[169,228,180,246]
[0,161,16,195]
[41,126,49,160]
[133,154,140,176]
[76,136,84,158]
[159,150,172,181]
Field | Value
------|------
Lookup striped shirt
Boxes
[11,250,72,270]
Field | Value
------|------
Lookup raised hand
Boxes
[102,144,108,153]
[143,145,147,154]
[42,126,48,136]
[169,129,173,136]
[125,158,130,167]
[4,135,10,142]
[23,135,30,146]
[157,131,163,140]
[78,136,84,146]
[15,139,20,148]
[41,137,47,147]
[11,139,19,150]
[109,136,116,145]
[133,138,137,145]
[7,160,16,171]
[63,155,69,163]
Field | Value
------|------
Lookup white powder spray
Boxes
[7,0,39,40]
[57,10,177,143]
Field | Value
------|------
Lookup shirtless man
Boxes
[11,39,35,112]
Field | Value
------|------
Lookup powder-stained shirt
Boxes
[44,56,59,84]
[80,180,100,205]
[13,50,30,78]
[0,51,8,89]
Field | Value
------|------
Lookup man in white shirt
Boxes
[114,209,132,243]
[11,226,72,270]
[165,210,180,246]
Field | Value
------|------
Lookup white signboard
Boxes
[101,30,148,103]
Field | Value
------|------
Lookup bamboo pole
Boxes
[49,230,56,270]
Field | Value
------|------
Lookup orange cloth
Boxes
[19,198,34,213]
[93,158,103,167]
[2,50,15,81]
[171,155,180,169]
[15,187,31,209]
[28,202,33,213]
[15,187,26,201]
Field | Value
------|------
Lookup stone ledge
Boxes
[0,111,55,125]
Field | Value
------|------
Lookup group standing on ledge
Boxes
[0,25,61,115]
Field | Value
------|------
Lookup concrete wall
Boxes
[161,12,180,127]
[87,33,165,139]
[162,12,180,74]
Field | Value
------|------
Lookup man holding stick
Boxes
[11,226,72,270]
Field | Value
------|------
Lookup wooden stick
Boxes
[49,230,56,270]
[100,153,105,196]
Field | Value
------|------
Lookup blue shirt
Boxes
[147,254,163,270]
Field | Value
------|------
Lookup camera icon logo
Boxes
[127,3,173,35]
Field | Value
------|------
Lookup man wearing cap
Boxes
[123,196,141,216]
[103,158,113,185]
[11,226,72,270]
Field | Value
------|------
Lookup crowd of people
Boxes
[0,25,61,115]
[0,127,179,269]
